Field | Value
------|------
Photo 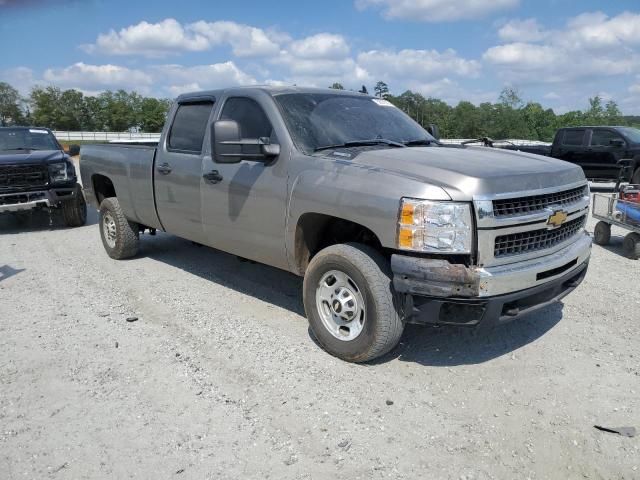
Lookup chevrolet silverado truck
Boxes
[0,126,86,226]
[80,87,592,362]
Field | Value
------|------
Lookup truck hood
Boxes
[0,149,67,166]
[349,146,586,200]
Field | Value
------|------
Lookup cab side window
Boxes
[562,129,585,146]
[167,102,214,154]
[590,129,624,147]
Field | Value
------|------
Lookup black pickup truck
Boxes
[491,126,640,183]
[0,127,86,226]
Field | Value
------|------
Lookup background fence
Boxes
[53,131,162,142]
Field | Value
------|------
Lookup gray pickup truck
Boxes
[81,87,592,362]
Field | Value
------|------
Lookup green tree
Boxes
[374,81,389,98]
[329,82,344,90]
[498,86,524,109]
[139,97,171,132]
[0,82,25,126]
[30,86,63,129]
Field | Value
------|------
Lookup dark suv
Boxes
[549,126,640,183]
[0,127,86,226]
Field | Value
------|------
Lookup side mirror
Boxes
[212,120,280,164]
[427,124,440,141]
[67,144,80,156]
[610,139,625,148]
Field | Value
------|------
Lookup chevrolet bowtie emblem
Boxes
[547,210,569,228]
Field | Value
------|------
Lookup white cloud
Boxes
[355,0,518,22]
[153,62,257,95]
[0,67,36,94]
[82,18,209,57]
[84,18,282,58]
[498,18,548,42]
[358,48,480,80]
[43,63,153,92]
[288,33,350,59]
[484,12,640,84]
[188,21,281,57]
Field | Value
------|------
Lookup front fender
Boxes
[284,162,450,272]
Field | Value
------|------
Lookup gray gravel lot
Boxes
[0,202,638,479]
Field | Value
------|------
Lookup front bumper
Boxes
[392,233,592,327]
[0,187,76,213]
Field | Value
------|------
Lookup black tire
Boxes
[623,232,640,260]
[303,243,404,363]
[62,185,87,227]
[98,197,139,259]
[593,221,611,246]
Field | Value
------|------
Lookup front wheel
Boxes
[99,197,139,259]
[303,243,404,363]
[62,185,87,227]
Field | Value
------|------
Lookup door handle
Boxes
[203,170,223,184]
[157,163,172,175]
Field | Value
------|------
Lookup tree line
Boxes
[1,79,638,140]
[0,81,171,132]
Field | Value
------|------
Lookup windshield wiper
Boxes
[403,139,438,147]
[314,138,406,152]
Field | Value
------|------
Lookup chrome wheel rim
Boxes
[315,270,366,341]
[102,212,117,248]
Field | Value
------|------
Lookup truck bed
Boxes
[80,143,162,229]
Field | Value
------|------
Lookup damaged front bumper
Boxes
[392,232,592,327]
[0,187,76,213]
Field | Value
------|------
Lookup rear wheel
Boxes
[99,197,139,259]
[303,243,404,363]
[593,221,611,246]
[623,232,640,260]
[62,185,87,227]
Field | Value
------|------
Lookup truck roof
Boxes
[176,85,369,103]
[558,125,630,130]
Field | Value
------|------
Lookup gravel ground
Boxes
[0,204,638,479]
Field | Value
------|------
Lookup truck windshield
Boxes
[0,128,60,151]
[618,127,640,144]
[274,93,435,155]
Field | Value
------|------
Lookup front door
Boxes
[154,100,214,243]
[200,94,289,270]
[588,128,626,179]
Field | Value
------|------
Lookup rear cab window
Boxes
[167,102,214,154]
[561,129,586,146]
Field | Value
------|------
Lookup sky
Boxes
[1,0,640,114]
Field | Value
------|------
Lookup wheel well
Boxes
[294,213,383,274]
[92,175,116,204]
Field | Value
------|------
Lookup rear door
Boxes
[587,128,626,179]
[154,99,214,242]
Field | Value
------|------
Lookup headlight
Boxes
[48,162,69,183]
[397,198,473,253]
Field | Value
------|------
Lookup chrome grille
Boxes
[0,164,48,189]
[492,185,587,218]
[494,215,587,258]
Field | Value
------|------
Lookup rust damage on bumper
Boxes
[391,255,480,298]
